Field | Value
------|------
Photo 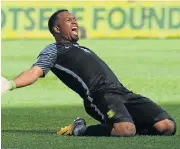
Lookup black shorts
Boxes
[83,91,174,131]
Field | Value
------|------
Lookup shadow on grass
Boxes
[1,105,94,135]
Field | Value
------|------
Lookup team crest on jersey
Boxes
[107,110,115,118]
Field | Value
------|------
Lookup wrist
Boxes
[9,80,17,90]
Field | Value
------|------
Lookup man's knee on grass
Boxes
[111,122,136,137]
[153,119,176,135]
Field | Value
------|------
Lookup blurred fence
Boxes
[1,1,180,39]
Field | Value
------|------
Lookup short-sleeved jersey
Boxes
[33,42,130,99]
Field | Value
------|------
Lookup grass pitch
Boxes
[2,39,180,149]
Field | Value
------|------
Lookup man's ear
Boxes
[53,26,60,34]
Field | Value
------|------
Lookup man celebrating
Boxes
[2,10,176,137]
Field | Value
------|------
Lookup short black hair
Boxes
[48,9,68,34]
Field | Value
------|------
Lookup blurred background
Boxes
[1,1,180,148]
[2,1,180,39]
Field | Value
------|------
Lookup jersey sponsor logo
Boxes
[65,46,70,49]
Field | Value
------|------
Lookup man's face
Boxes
[56,11,79,42]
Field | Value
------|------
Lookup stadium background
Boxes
[2,1,180,149]
[2,1,180,39]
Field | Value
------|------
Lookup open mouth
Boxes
[72,27,78,36]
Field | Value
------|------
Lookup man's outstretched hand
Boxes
[1,66,44,96]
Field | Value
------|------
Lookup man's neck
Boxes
[56,39,71,44]
[55,36,75,44]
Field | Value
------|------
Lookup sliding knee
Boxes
[154,119,176,136]
[113,122,136,137]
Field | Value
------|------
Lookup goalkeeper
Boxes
[2,9,176,137]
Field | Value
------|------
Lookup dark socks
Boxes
[82,124,113,136]
[137,125,176,136]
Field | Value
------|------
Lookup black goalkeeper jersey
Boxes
[33,42,130,99]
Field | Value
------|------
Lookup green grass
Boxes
[2,39,180,149]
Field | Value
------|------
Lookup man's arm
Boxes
[13,66,44,88]
[1,66,43,94]
[2,44,57,93]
